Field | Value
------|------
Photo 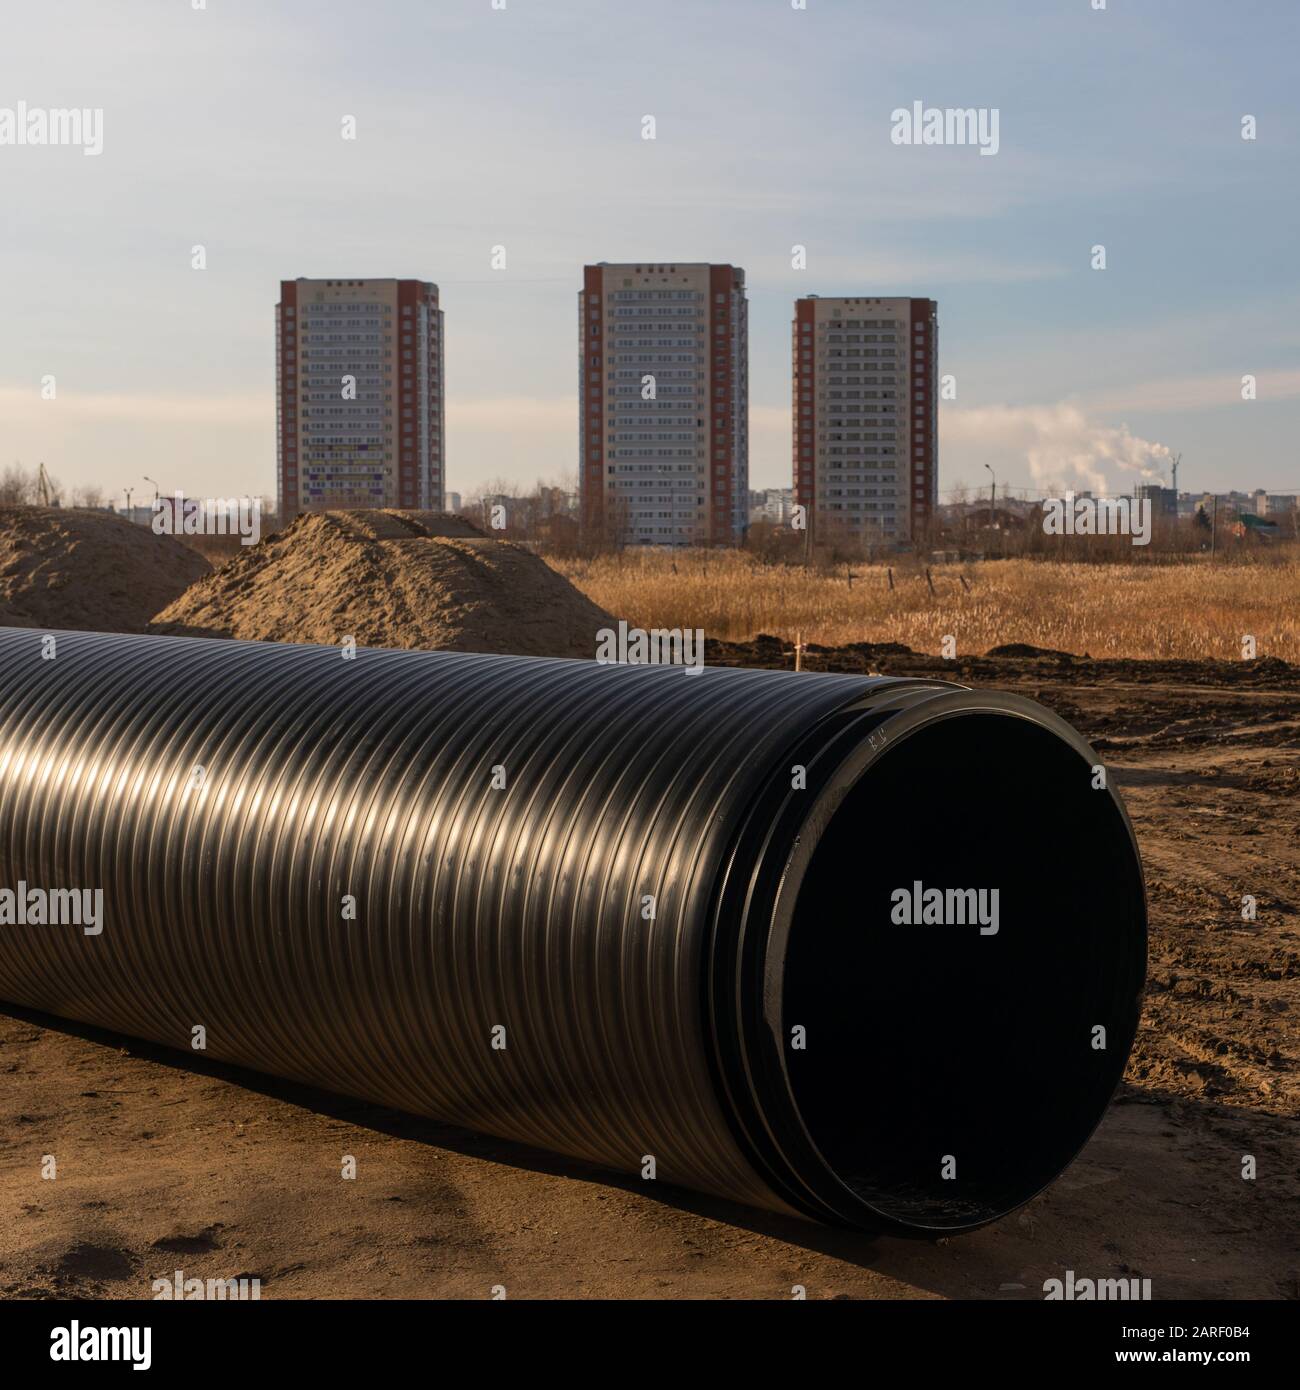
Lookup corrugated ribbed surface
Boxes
[0,628,887,1214]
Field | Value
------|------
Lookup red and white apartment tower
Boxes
[793,295,937,544]
[276,278,445,516]
[580,262,749,547]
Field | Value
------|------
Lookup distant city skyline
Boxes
[2,0,1297,508]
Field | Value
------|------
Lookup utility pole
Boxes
[1211,495,1217,556]
[124,487,134,518]
[984,464,996,529]
[143,476,161,508]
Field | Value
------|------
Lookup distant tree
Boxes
[465,476,522,536]
[0,463,37,504]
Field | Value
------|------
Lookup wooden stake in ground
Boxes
[887,567,894,591]
[794,631,803,672]
[925,566,936,596]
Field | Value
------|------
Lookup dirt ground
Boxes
[1,650,1296,1301]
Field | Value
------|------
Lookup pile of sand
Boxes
[150,509,615,660]
[0,505,211,634]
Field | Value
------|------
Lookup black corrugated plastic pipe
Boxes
[0,628,1146,1234]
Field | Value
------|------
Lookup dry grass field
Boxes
[551,552,1300,662]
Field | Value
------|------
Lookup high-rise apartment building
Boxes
[276,278,444,515]
[792,295,937,544]
[580,262,748,546]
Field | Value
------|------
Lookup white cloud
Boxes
[941,402,1172,496]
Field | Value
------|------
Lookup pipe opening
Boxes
[781,711,1146,1232]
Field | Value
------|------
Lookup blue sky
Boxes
[1,0,1296,505]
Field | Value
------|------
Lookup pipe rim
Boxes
[717,686,1148,1235]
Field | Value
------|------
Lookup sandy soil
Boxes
[1,653,1296,1300]
[0,506,209,634]
[150,510,614,659]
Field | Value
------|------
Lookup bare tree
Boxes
[465,476,522,535]
[0,463,37,505]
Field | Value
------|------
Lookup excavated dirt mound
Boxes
[150,509,615,660]
[0,505,211,634]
